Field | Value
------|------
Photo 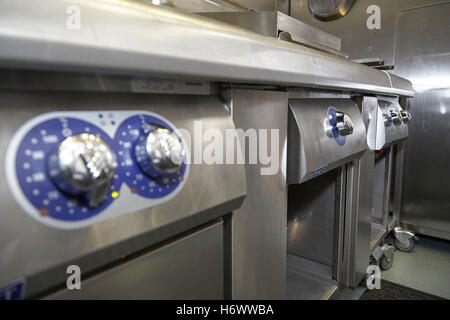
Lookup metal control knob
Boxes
[400,110,412,123]
[48,133,117,208]
[135,126,185,179]
[389,110,403,125]
[335,111,354,136]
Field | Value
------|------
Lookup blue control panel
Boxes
[5,111,189,229]
[115,115,186,199]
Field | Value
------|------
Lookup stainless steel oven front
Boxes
[286,98,367,299]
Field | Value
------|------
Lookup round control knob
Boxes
[335,111,354,136]
[389,110,403,125]
[135,126,185,179]
[48,133,117,208]
[400,110,412,123]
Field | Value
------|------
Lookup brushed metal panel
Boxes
[395,3,450,238]
[0,0,413,97]
[198,11,278,37]
[373,154,390,222]
[199,10,343,57]
[390,143,406,226]
[286,254,338,300]
[341,96,374,288]
[0,91,246,298]
[169,0,246,12]
[234,0,277,11]
[47,221,224,299]
[288,99,367,184]
[287,169,338,266]
[399,0,450,11]
[343,157,372,288]
[290,0,398,66]
[201,11,343,55]
[390,74,416,98]
[379,100,409,147]
[133,0,246,12]
[277,0,290,14]
[231,89,288,299]
[277,11,342,52]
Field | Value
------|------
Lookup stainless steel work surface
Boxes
[0,91,246,298]
[288,99,366,184]
[0,0,413,97]
[47,221,224,299]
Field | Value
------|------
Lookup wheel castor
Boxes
[393,227,418,252]
[395,237,415,252]
[380,254,394,270]
[371,243,395,270]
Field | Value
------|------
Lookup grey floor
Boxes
[381,235,450,299]
[337,235,450,300]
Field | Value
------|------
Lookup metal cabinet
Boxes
[47,221,224,299]
[0,84,246,299]
[286,97,367,299]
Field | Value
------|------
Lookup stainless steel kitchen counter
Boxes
[0,0,413,97]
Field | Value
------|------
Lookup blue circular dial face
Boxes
[327,107,346,147]
[14,113,187,223]
[115,114,186,199]
[16,117,119,221]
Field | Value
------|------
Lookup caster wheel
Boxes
[380,254,394,270]
[395,238,415,252]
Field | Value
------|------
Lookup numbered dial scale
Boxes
[5,111,190,229]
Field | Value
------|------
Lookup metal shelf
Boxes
[286,254,338,300]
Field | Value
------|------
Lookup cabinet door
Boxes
[47,221,223,299]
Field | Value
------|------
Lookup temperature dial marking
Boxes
[7,111,190,228]
[115,115,187,199]
[15,118,120,222]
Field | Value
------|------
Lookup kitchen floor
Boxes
[381,235,450,299]
[337,234,450,300]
